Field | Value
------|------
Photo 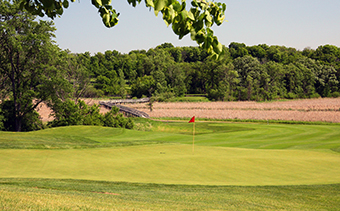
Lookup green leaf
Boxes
[180,10,188,20]
[206,28,213,36]
[172,1,182,12]
[222,3,226,12]
[102,13,110,27]
[146,0,155,7]
[172,21,180,35]
[205,11,212,27]
[99,7,108,16]
[91,0,101,8]
[56,7,63,15]
[63,0,69,8]
[180,1,186,11]
[195,31,205,44]
[41,0,54,9]
[162,7,173,26]
[211,53,218,60]
[192,20,203,32]
[110,17,119,27]
[190,8,199,18]
[213,40,223,54]
[187,11,194,20]
[191,0,199,7]
[155,0,166,12]
[101,0,112,5]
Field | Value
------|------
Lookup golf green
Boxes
[1,144,339,186]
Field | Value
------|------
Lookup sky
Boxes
[49,0,340,55]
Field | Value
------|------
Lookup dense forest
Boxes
[75,42,340,101]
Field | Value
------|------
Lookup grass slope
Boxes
[1,120,340,151]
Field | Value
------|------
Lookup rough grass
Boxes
[1,178,340,210]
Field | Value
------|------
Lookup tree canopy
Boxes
[0,0,63,131]
[19,0,227,58]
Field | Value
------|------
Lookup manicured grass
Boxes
[1,120,340,151]
[1,178,340,210]
[1,144,340,186]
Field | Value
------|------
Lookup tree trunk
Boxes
[15,116,22,132]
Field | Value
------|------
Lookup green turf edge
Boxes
[151,117,340,125]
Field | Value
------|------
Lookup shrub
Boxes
[153,91,175,102]
[331,92,340,98]
[309,93,321,99]
[102,107,134,129]
[48,99,134,129]
[285,92,298,99]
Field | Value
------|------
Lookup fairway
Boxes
[1,121,340,186]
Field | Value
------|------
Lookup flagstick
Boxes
[192,121,195,154]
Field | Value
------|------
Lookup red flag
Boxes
[188,116,195,123]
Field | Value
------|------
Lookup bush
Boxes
[48,99,86,127]
[153,91,175,102]
[102,107,134,129]
[285,92,298,99]
[331,92,340,98]
[48,99,134,129]
[309,93,321,99]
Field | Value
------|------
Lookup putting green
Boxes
[1,144,340,186]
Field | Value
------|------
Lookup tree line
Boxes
[79,42,340,101]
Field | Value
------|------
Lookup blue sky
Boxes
[50,0,340,54]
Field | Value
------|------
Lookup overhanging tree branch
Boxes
[19,0,227,58]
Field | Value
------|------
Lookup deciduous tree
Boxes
[0,0,66,131]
